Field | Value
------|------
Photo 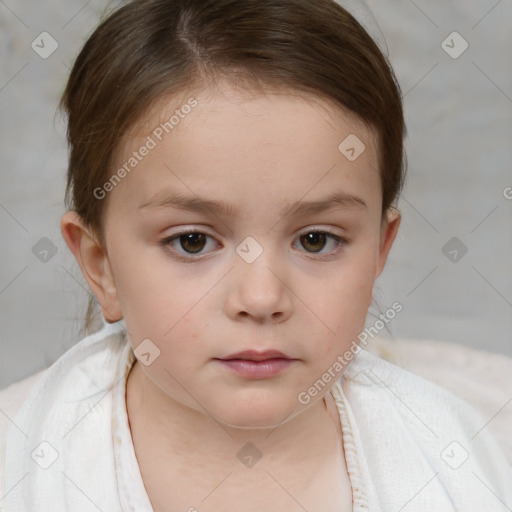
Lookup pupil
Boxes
[182,233,206,254]
[302,232,326,253]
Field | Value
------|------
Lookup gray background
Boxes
[1,0,511,390]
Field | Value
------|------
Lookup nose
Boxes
[225,249,293,324]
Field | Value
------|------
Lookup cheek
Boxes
[117,272,211,367]
[304,254,377,355]
[109,241,182,323]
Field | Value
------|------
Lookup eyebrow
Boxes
[138,191,368,218]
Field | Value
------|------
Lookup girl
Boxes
[3,0,511,510]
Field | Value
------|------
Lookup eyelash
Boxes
[160,228,348,262]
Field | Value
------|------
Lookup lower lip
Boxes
[216,358,295,378]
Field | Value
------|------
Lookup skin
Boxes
[61,80,400,509]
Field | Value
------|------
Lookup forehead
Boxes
[107,81,381,219]
[121,79,378,159]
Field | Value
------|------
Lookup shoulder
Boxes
[344,343,507,438]
[365,336,512,463]
[1,321,128,508]
[339,345,512,505]
[0,370,48,508]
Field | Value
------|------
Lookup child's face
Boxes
[73,81,399,428]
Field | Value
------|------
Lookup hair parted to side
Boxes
[58,0,407,336]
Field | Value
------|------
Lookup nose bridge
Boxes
[237,236,282,291]
[230,235,292,320]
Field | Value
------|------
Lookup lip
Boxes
[214,350,298,379]
[216,358,296,378]
[219,349,291,361]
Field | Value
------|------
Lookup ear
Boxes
[375,207,401,278]
[60,211,123,323]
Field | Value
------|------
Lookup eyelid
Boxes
[297,225,346,237]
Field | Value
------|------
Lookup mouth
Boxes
[214,350,298,379]
[218,349,293,362]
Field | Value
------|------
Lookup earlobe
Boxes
[60,211,123,323]
[376,208,401,278]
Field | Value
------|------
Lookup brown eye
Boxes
[178,233,207,254]
[300,232,327,253]
[161,231,215,258]
[294,230,346,258]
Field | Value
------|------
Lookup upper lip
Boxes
[218,350,292,361]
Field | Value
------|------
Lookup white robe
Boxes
[2,320,511,511]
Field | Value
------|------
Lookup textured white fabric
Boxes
[2,321,512,511]
[2,321,127,512]
[365,337,512,465]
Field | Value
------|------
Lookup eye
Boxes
[160,228,347,261]
[294,229,346,257]
[160,230,218,258]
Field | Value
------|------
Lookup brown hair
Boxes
[58,0,407,336]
